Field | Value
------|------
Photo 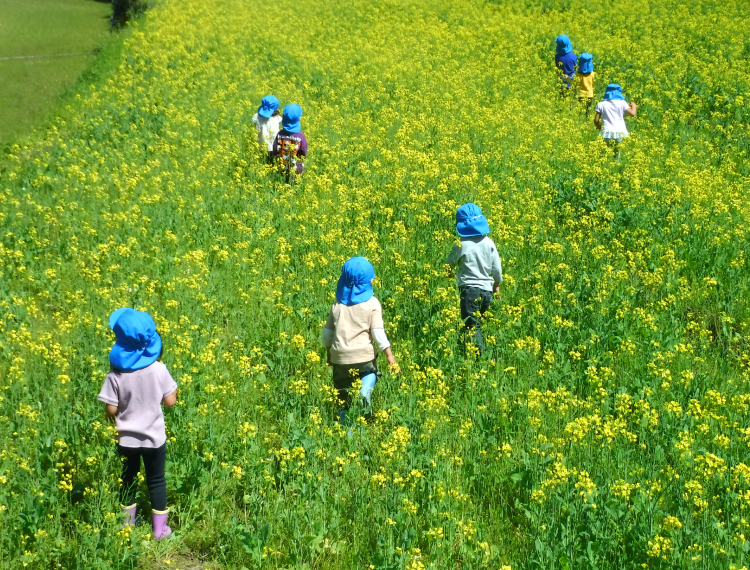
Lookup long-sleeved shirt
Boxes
[252,113,282,152]
[320,297,390,365]
[555,52,578,87]
[446,236,503,291]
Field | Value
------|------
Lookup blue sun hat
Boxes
[456,203,490,237]
[336,257,375,306]
[555,35,573,56]
[109,308,162,372]
[282,104,303,133]
[578,53,593,74]
[603,84,626,101]
[257,95,279,119]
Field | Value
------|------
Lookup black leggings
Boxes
[118,444,167,511]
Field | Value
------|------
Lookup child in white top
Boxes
[594,84,637,140]
[252,95,282,155]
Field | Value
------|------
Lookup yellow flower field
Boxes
[1,0,749,568]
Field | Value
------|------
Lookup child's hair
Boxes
[272,109,281,117]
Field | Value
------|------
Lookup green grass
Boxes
[0,0,112,145]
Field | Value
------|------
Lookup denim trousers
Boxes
[459,286,493,353]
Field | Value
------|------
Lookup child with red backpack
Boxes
[272,104,308,181]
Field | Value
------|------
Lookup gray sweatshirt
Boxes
[446,236,503,291]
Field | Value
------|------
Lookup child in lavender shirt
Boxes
[98,308,177,539]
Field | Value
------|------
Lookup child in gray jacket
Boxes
[446,203,503,354]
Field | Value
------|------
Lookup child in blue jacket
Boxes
[555,35,578,95]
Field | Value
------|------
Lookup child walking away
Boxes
[321,257,398,427]
[575,53,595,116]
[272,104,308,183]
[555,35,577,95]
[594,84,637,158]
[252,95,282,159]
[446,203,502,355]
[98,308,178,539]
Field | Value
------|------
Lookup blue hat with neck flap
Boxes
[603,84,626,101]
[555,35,573,56]
[258,95,279,119]
[336,257,375,306]
[456,203,490,237]
[109,308,162,372]
[578,53,593,74]
[282,104,303,133]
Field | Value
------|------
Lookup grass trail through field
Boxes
[0,0,112,145]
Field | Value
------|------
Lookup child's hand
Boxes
[384,347,399,373]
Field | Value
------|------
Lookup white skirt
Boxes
[600,129,629,140]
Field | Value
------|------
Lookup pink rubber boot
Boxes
[152,509,173,540]
[121,504,137,528]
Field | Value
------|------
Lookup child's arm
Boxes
[104,404,118,422]
[162,389,177,408]
[297,136,308,158]
[371,300,398,372]
[382,346,399,373]
[594,111,602,130]
[491,250,503,297]
[321,310,335,365]
[99,375,119,422]
[624,101,637,117]
[372,328,399,373]
[446,243,461,267]
[158,367,179,408]
[445,243,462,277]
